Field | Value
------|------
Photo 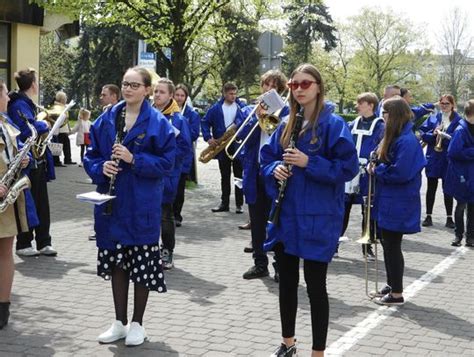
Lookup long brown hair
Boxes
[377,96,413,162]
[280,63,325,148]
[439,94,456,121]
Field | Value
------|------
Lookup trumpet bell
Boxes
[258,114,280,135]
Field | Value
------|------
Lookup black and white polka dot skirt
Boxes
[97,243,167,293]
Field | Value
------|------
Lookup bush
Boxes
[338,113,358,122]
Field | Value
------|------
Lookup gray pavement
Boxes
[0,137,473,356]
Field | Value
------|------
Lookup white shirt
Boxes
[441,112,450,130]
[222,102,238,129]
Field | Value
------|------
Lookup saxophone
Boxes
[0,113,37,213]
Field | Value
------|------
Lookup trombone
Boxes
[356,151,379,299]
[224,90,289,161]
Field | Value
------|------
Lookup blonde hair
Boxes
[79,108,91,120]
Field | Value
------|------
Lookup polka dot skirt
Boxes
[97,243,167,293]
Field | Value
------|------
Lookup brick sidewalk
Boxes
[0,137,472,356]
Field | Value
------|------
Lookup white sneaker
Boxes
[16,247,40,257]
[98,320,129,344]
[125,322,147,346]
[39,246,57,256]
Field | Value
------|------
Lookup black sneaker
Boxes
[422,216,433,227]
[374,293,404,306]
[242,265,269,280]
[466,240,474,247]
[445,217,455,229]
[363,245,376,262]
[243,241,254,253]
[270,343,297,357]
[451,236,462,247]
[0,302,10,330]
[235,206,243,214]
[272,261,279,283]
[369,285,392,298]
[211,203,229,212]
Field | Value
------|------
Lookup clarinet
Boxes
[268,107,304,226]
[103,108,126,216]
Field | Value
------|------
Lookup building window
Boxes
[0,22,10,87]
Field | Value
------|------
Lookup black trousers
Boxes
[161,203,175,251]
[248,174,271,268]
[173,173,187,222]
[274,243,329,351]
[380,229,404,293]
[426,177,453,216]
[58,132,73,164]
[218,155,243,207]
[454,201,474,240]
[342,194,377,253]
[80,144,87,162]
[16,163,52,250]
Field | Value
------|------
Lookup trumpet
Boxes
[434,127,445,152]
[224,90,289,161]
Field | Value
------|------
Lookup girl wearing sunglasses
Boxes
[419,94,462,228]
[260,64,359,357]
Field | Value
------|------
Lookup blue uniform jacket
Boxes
[411,103,435,121]
[373,122,426,234]
[200,97,246,160]
[260,105,359,262]
[444,119,474,203]
[237,104,289,205]
[7,92,55,181]
[420,111,462,178]
[346,116,385,204]
[162,112,192,204]
[84,100,176,249]
[181,105,201,174]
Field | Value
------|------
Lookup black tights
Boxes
[380,229,404,293]
[111,266,149,325]
[275,244,329,351]
[426,177,453,216]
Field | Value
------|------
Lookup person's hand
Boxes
[0,184,7,198]
[282,148,308,168]
[103,160,121,178]
[208,138,217,147]
[367,162,376,175]
[273,164,292,181]
[112,144,133,164]
[20,156,29,168]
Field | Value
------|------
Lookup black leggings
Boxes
[380,229,404,293]
[274,243,329,351]
[426,177,453,216]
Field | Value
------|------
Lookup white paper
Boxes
[76,191,116,205]
[260,89,285,114]
[234,177,243,189]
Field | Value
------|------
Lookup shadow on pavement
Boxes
[107,341,179,356]
[15,258,88,280]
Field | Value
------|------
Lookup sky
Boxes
[324,0,474,53]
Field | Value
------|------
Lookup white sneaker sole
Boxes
[125,336,148,347]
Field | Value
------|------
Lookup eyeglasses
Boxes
[121,81,145,90]
[439,102,451,105]
[288,80,317,90]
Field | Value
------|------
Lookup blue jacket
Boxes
[420,111,462,178]
[7,92,55,181]
[201,97,246,160]
[162,111,192,203]
[84,100,176,249]
[181,105,201,174]
[411,103,435,121]
[373,122,426,234]
[260,104,359,262]
[444,119,474,203]
[237,104,290,205]
[345,116,385,204]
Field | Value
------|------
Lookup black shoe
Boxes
[175,220,182,227]
[451,236,462,247]
[466,240,474,247]
[422,216,433,227]
[243,241,254,253]
[369,285,392,298]
[54,162,67,167]
[270,342,297,357]
[235,206,243,214]
[242,265,269,280]
[374,293,404,306]
[272,261,279,283]
[238,221,251,230]
[0,302,10,330]
[211,204,229,213]
[65,161,77,165]
[88,233,96,241]
[445,217,455,229]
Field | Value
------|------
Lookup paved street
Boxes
[0,137,473,356]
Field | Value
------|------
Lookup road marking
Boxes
[326,246,468,356]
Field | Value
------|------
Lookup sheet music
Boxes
[76,191,116,205]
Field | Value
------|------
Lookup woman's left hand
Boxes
[367,162,376,175]
[282,148,308,168]
[20,157,29,169]
[112,144,133,164]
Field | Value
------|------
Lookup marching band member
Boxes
[400,88,435,121]
[238,70,289,281]
[100,84,121,112]
[173,83,201,226]
[444,99,474,247]
[261,64,358,357]
[51,91,75,166]
[8,68,57,257]
[369,96,426,306]
[153,78,192,270]
[339,92,384,260]
[84,67,176,346]
[201,82,246,213]
[0,79,37,329]
[375,85,401,117]
[419,94,462,228]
